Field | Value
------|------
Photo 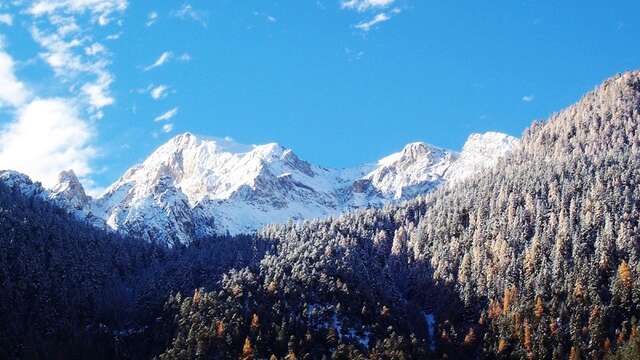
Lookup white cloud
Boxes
[0,49,31,108]
[144,51,172,71]
[253,11,277,24]
[178,53,192,62]
[146,11,158,27]
[345,47,364,62]
[81,73,114,111]
[85,42,105,55]
[172,3,208,27]
[342,0,400,31]
[0,0,128,191]
[522,95,535,102]
[105,32,121,40]
[0,14,13,26]
[162,123,174,133]
[154,107,178,122]
[132,84,152,94]
[150,85,170,100]
[0,98,96,188]
[28,0,128,26]
[354,12,391,31]
[27,2,122,118]
[341,0,394,12]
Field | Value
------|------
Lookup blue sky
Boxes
[0,0,638,193]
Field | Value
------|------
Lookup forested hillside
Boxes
[2,71,640,359]
[157,72,640,359]
[0,174,271,359]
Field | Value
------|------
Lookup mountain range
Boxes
[3,131,518,246]
[2,71,640,359]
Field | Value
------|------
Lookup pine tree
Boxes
[242,337,254,360]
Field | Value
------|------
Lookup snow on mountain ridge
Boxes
[445,132,520,182]
[3,131,518,246]
[0,170,46,198]
[369,142,456,200]
[51,170,91,210]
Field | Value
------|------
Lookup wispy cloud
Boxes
[28,0,128,26]
[342,0,401,32]
[84,43,106,56]
[144,51,172,71]
[0,14,13,26]
[146,11,158,27]
[25,0,126,118]
[0,0,128,189]
[154,107,178,122]
[341,0,395,12]
[355,12,391,31]
[106,33,121,40]
[150,85,170,100]
[253,11,277,24]
[522,95,535,102]
[162,123,174,133]
[172,3,208,28]
[345,47,364,62]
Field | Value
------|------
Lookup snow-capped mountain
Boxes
[364,142,455,201]
[50,170,92,210]
[445,132,521,182]
[2,131,519,246]
[91,134,356,245]
[0,171,49,199]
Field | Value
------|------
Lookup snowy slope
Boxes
[90,133,354,244]
[0,171,49,199]
[445,132,520,182]
[366,142,456,200]
[2,131,519,246]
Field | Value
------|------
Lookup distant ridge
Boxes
[26,131,519,246]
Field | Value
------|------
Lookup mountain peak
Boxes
[401,142,430,157]
[444,132,520,182]
[55,169,81,185]
[462,132,519,154]
[377,141,446,168]
[170,131,197,147]
[164,133,283,157]
[51,170,90,210]
[367,142,454,200]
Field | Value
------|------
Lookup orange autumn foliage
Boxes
[503,287,516,314]
[498,338,508,353]
[523,320,532,352]
[242,337,254,359]
[534,296,544,318]
[488,300,502,319]
[463,328,477,346]
[618,261,632,288]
